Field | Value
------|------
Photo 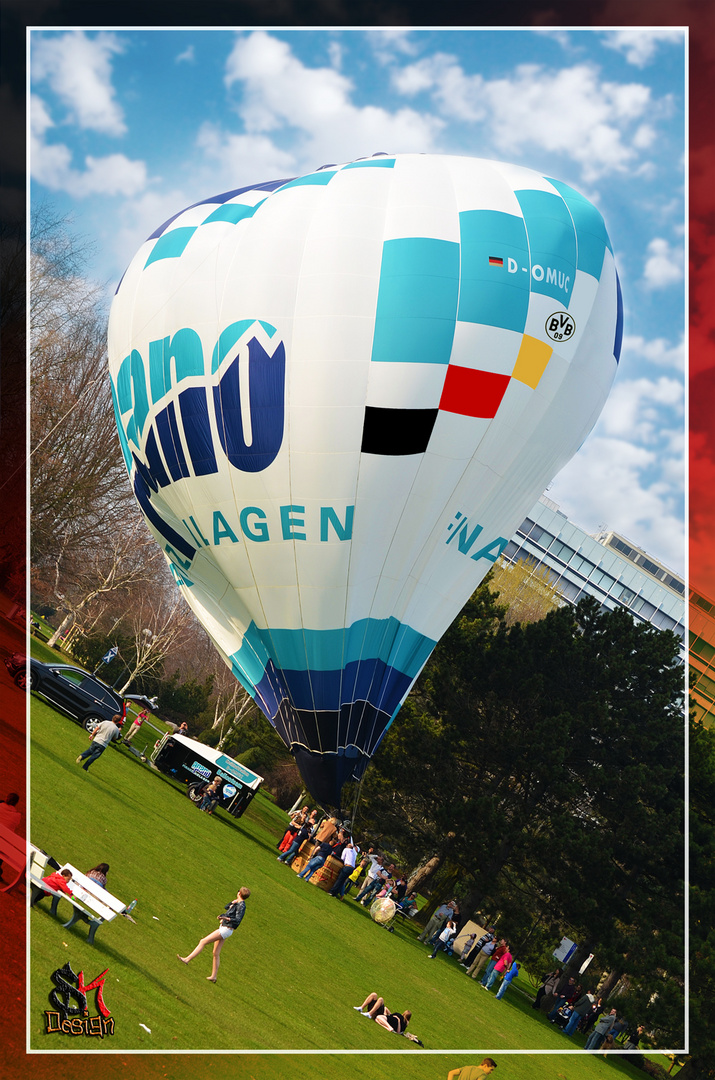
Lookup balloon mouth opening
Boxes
[292,747,369,812]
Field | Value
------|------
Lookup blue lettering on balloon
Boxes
[213,335,285,473]
[445,511,508,564]
[240,507,269,542]
[280,505,306,541]
[213,511,240,545]
[320,505,354,541]
[470,537,508,563]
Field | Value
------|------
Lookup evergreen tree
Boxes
[359,592,685,1044]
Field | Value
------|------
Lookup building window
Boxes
[558,579,582,603]
[591,568,616,591]
[611,537,634,558]
[612,584,636,605]
[651,609,677,631]
[550,539,575,562]
[665,575,685,594]
[692,637,715,664]
[530,526,554,547]
[518,518,536,536]
[571,553,595,576]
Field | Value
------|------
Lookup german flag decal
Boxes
[488,256,503,266]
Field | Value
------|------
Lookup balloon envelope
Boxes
[108,153,622,808]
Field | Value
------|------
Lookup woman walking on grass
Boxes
[178,887,250,982]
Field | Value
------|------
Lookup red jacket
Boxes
[42,872,73,897]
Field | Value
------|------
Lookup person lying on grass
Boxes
[353,992,412,1034]
[178,887,250,983]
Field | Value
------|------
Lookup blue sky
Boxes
[29,26,686,574]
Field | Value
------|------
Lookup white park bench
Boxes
[30,858,127,945]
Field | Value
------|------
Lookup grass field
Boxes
[27,663,666,1078]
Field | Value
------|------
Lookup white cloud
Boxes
[31,98,146,197]
[367,29,420,64]
[549,433,685,574]
[393,56,656,182]
[328,41,343,70]
[601,29,684,68]
[196,124,296,185]
[32,31,127,135]
[643,237,683,289]
[597,376,683,442]
[176,45,195,64]
[223,31,441,171]
[622,334,684,371]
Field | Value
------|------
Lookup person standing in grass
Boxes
[494,960,520,999]
[178,887,250,983]
[76,715,123,771]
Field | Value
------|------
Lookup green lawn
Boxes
[29,690,662,1077]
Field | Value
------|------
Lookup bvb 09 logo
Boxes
[45,962,115,1038]
[545,311,576,342]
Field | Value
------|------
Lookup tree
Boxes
[30,204,136,586]
[358,592,685,1044]
[681,716,715,1079]
[41,521,161,648]
[488,554,560,625]
[116,584,196,693]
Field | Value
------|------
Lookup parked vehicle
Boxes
[4,652,26,689]
[152,732,263,818]
[24,658,155,733]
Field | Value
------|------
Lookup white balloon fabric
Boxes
[108,153,622,808]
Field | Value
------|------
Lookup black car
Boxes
[24,658,154,733]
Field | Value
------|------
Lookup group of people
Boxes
[534,968,644,1049]
[275,809,418,916]
[419,914,522,1001]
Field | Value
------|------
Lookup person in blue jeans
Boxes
[298,839,334,880]
[561,991,596,1035]
[76,715,122,770]
[277,823,312,865]
[428,920,456,958]
[495,960,520,999]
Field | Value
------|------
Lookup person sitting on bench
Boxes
[40,868,74,898]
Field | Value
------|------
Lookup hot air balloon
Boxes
[108,153,622,809]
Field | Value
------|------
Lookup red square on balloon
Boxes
[439,365,510,418]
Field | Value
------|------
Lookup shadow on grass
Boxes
[30,904,195,1007]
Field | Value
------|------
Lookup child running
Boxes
[178,887,250,982]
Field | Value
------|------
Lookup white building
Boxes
[504,496,685,649]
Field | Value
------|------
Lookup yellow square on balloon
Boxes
[511,335,553,389]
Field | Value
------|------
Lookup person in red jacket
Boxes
[41,868,73,897]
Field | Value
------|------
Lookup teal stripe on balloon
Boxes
[233,618,436,679]
[371,237,460,364]
[458,209,530,333]
[201,199,266,225]
[277,172,336,190]
[144,227,197,268]
[545,178,611,280]
[342,159,395,170]
[514,190,577,303]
